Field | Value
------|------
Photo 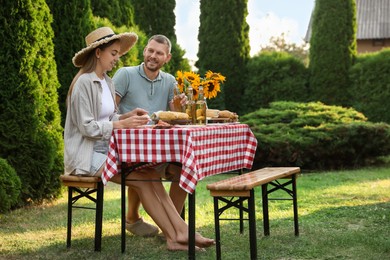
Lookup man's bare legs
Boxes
[126,188,141,223]
[110,170,214,251]
[126,163,188,236]
[166,164,187,214]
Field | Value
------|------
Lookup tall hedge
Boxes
[90,0,135,28]
[47,0,94,126]
[309,0,357,106]
[350,49,390,123]
[0,0,64,205]
[242,51,309,114]
[196,0,250,113]
[132,0,190,74]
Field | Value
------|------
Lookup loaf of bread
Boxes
[151,111,189,121]
[218,110,239,121]
[219,110,234,119]
[206,109,220,118]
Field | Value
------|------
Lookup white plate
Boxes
[174,124,207,128]
[206,122,240,126]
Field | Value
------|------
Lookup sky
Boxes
[174,0,315,62]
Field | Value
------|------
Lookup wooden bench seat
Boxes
[60,175,104,252]
[206,167,301,260]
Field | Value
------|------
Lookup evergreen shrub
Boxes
[242,51,309,114]
[241,101,390,170]
[0,158,21,213]
[350,49,390,123]
[0,0,64,205]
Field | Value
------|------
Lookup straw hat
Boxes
[72,27,138,67]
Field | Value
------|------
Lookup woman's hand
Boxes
[114,112,150,129]
[120,108,149,120]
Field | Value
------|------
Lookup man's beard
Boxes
[145,59,161,72]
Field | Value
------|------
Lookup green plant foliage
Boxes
[47,0,95,126]
[242,51,309,114]
[91,0,135,28]
[0,0,64,205]
[0,158,21,213]
[132,0,175,40]
[132,0,189,75]
[349,49,390,123]
[241,101,390,170]
[196,0,250,113]
[309,0,357,106]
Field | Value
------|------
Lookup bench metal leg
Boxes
[212,193,255,259]
[95,181,104,251]
[214,197,222,260]
[261,174,299,237]
[66,184,103,251]
[239,200,244,234]
[66,187,73,248]
[261,184,270,236]
[248,189,257,259]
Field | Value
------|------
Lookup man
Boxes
[113,35,187,237]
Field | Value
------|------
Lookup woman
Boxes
[64,27,214,251]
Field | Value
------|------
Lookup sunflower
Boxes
[176,70,186,93]
[205,70,226,83]
[176,70,201,93]
[175,70,225,100]
[202,79,220,99]
[184,71,201,85]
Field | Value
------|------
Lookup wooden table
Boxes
[102,123,257,259]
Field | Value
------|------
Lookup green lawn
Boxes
[0,167,389,259]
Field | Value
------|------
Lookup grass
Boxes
[0,166,389,259]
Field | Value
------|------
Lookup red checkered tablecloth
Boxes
[102,124,258,194]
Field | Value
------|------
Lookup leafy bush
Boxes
[241,101,390,170]
[242,51,309,114]
[350,49,390,123]
[0,0,64,205]
[0,158,21,213]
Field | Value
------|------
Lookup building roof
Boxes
[357,0,390,39]
[305,0,390,41]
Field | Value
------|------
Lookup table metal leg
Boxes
[188,191,196,259]
[121,171,126,253]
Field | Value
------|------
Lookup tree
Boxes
[47,0,95,126]
[259,33,310,66]
[0,0,64,205]
[91,0,135,28]
[309,0,357,106]
[196,0,250,113]
[132,0,190,74]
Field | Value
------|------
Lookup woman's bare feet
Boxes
[166,240,205,252]
[175,232,215,248]
[194,232,215,248]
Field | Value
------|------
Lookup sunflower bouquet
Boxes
[176,70,226,100]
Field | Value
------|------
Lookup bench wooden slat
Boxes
[60,175,101,189]
[206,167,300,192]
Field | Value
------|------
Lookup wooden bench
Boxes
[60,175,104,251]
[206,167,300,260]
